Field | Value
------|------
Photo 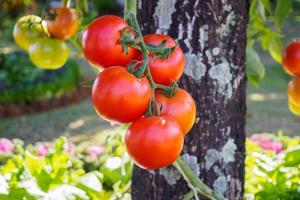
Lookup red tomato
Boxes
[137,34,185,85]
[156,88,196,135]
[125,116,184,169]
[92,66,152,124]
[46,7,79,40]
[82,15,138,68]
[282,41,300,76]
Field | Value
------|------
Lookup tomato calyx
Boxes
[146,40,177,59]
[157,81,179,97]
[127,60,143,74]
[120,27,141,55]
[25,17,47,34]
[46,10,58,21]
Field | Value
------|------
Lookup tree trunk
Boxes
[132,0,249,199]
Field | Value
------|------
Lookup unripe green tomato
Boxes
[28,38,69,70]
[13,15,47,51]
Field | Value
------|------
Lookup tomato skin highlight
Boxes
[287,77,300,107]
[13,15,46,51]
[138,34,185,85]
[46,7,79,40]
[28,37,69,69]
[92,66,152,124]
[82,15,138,68]
[125,116,184,170]
[282,41,300,76]
[156,88,196,135]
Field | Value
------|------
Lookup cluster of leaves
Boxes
[245,133,300,200]
[0,132,132,200]
[0,0,34,42]
[1,130,299,200]
[0,52,80,104]
[246,0,298,87]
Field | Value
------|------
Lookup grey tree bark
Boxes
[132,0,249,199]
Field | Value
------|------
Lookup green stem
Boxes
[62,0,71,8]
[124,8,227,200]
[40,0,50,17]
[125,0,137,15]
[76,0,89,14]
[174,157,227,200]
[70,35,83,57]
[125,12,157,116]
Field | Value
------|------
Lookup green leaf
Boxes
[268,34,283,63]
[246,46,266,87]
[77,172,103,193]
[261,0,272,14]
[275,0,293,29]
[257,1,266,21]
[44,185,89,200]
[284,145,300,167]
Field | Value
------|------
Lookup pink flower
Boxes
[86,145,105,158]
[260,140,283,154]
[36,143,52,156]
[249,134,283,154]
[249,135,266,143]
[67,143,76,155]
[0,138,14,154]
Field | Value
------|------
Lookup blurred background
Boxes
[0,0,299,143]
[0,0,299,199]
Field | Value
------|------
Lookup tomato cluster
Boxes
[13,7,78,69]
[282,41,300,115]
[83,15,196,170]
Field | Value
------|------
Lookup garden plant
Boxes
[0,0,299,199]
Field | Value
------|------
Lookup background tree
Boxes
[132,0,249,199]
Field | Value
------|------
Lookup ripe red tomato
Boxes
[287,77,300,106]
[156,88,196,135]
[46,7,79,40]
[282,41,300,76]
[138,34,185,85]
[82,15,138,68]
[125,116,184,169]
[92,66,152,124]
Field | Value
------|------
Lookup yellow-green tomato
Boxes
[13,15,47,51]
[28,38,69,70]
[288,100,300,116]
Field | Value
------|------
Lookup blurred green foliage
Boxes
[0,131,299,199]
[0,0,34,42]
[0,129,132,200]
[0,52,80,104]
[247,0,299,87]
[245,133,300,200]
[92,0,118,14]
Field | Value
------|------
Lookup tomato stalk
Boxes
[125,0,137,16]
[174,157,227,200]
[40,0,50,17]
[124,3,226,199]
[125,12,176,116]
[75,0,89,14]
[62,0,71,8]
[124,12,156,116]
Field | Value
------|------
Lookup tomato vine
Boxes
[124,1,225,200]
